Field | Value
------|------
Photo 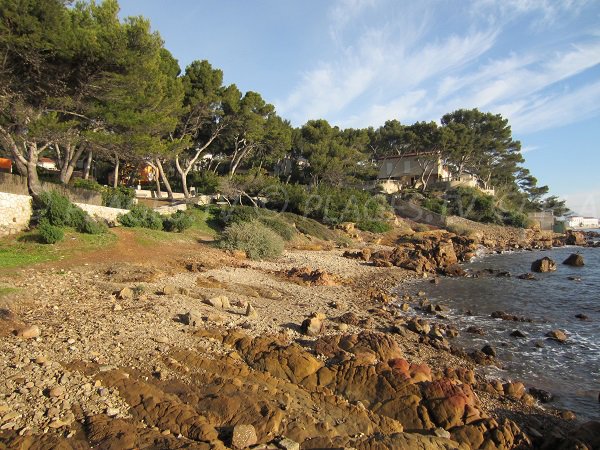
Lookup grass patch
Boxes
[0,286,19,297]
[0,229,116,270]
[187,206,221,236]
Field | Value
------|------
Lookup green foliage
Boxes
[422,197,448,215]
[102,186,136,209]
[218,206,296,241]
[36,191,105,234]
[357,220,392,233]
[71,178,103,192]
[219,220,284,260]
[38,219,64,244]
[446,187,527,228]
[190,171,221,194]
[118,205,163,230]
[162,210,194,232]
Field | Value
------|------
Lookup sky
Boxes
[118,0,600,217]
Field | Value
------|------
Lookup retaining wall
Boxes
[0,173,102,205]
[390,198,447,227]
[0,192,32,236]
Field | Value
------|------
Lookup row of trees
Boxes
[0,0,566,216]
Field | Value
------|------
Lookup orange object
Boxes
[0,157,12,172]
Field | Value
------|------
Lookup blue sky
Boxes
[118,0,600,216]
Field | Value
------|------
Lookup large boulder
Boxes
[531,256,557,273]
[566,230,587,246]
[563,253,585,267]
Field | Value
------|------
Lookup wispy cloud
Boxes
[276,0,600,135]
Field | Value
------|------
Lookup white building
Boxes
[566,216,599,228]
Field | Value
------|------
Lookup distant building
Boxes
[37,157,58,171]
[377,153,494,195]
[528,211,554,231]
[566,216,599,228]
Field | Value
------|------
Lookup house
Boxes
[566,216,599,229]
[37,157,58,171]
[0,158,12,173]
[376,153,494,195]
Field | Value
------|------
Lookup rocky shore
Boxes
[0,226,598,449]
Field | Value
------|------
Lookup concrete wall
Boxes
[0,192,32,236]
[527,211,554,231]
[0,173,102,205]
[390,198,447,227]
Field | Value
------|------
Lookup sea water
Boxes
[414,243,600,421]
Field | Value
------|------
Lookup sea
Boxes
[410,234,600,421]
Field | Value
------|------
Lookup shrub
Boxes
[36,191,105,234]
[102,186,135,209]
[357,220,392,233]
[190,171,221,194]
[71,178,103,192]
[422,197,448,215]
[163,210,194,232]
[219,220,284,260]
[218,206,296,241]
[258,216,296,241]
[38,219,64,244]
[503,210,528,228]
[412,223,430,233]
[37,191,73,227]
[446,223,472,236]
[118,205,163,230]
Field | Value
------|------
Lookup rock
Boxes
[277,437,300,450]
[161,285,178,295]
[34,355,48,365]
[181,310,202,327]
[481,344,496,357]
[546,329,567,342]
[301,316,324,336]
[399,302,410,312]
[231,424,257,449]
[113,303,123,311]
[434,427,451,439]
[19,325,40,339]
[466,326,485,335]
[49,386,65,398]
[566,230,586,246]
[245,303,258,318]
[510,329,527,338]
[503,381,526,399]
[529,387,554,403]
[575,313,588,320]
[559,410,576,420]
[118,287,134,300]
[563,253,585,266]
[568,276,582,281]
[106,407,119,417]
[204,296,229,308]
[531,257,557,273]
[517,272,538,280]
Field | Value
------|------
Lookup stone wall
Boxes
[75,203,128,227]
[0,173,102,205]
[0,192,32,237]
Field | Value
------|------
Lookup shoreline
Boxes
[0,228,598,449]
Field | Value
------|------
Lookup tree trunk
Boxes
[83,150,93,180]
[26,144,43,201]
[59,144,85,185]
[155,158,174,201]
[175,156,190,198]
[113,155,120,188]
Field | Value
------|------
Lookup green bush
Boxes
[102,186,135,209]
[218,206,296,241]
[190,171,221,194]
[219,220,284,260]
[357,220,392,233]
[118,205,163,230]
[503,210,528,228]
[422,197,448,215]
[163,210,194,232]
[71,178,103,192]
[38,219,64,244]
[36,191,105,234]
[446,187,526,228]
